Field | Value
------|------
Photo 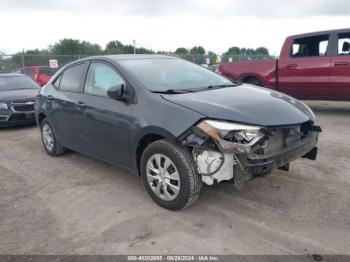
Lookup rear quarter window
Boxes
[39,67,55,76]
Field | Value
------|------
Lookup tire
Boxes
[243,77,263,87]
[40,118,67,156]
[141,139,202,210]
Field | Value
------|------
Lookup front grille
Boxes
[12,104,35,112]
[11,101,35,112]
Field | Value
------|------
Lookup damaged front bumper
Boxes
[178,120,321,188]
[246,132,318,175]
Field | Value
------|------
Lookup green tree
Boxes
[51,39,102,55]
[190,46,205,55]
[136,47,154,54]
[175,47,188,54]
[190,46,206,64]
[208,51,217,65]
[104,40,125,54]
[255,47,269,56]
[104,40,154,54]
[226,46,241,55]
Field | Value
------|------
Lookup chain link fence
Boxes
[0,53,89,73]
[0,53,275,73]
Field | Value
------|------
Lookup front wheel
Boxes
[141,140,202,210]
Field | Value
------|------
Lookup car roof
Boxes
[0,73,28,78]
[57,54,179,73]
[107,54,176,60]
[289,28,350,39]
[77,54,176,62]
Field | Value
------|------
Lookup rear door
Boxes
[48,62,88,150]
[278,34,332,99]
[330,31,350,100]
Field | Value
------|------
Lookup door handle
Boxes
[286,64,298,68]
[334,61,349,66]
[76,102,86,109]
[47,95,54,101]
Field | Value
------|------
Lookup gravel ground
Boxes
[0,102,349,255]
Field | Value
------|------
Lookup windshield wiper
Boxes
[152,83,241,94]
[152,89,195,94]
[206,83,240,89]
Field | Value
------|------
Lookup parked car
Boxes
[0,73,40,127]
[219,28,350,101]
[13,66,55,86]
[35,55,321,210]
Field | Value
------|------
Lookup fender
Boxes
[129,126,178,176]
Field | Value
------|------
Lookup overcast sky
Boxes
[1,0,349,55]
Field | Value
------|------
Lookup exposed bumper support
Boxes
[246,133,318,175]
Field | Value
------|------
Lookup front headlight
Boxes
[197,120,265,153]
[0,103,8,110]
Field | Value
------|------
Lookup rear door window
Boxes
[59,63,86,92]
[337,32,350,55]
[291,34,330,57]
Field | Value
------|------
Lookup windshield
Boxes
[0,76,40,91]
[119,58,235,92]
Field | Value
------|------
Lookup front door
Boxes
[330,31,350,100]
[76,61,132,166]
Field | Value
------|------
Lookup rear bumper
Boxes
[246,133,318,175]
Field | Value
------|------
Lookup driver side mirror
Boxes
[107,84,126,100]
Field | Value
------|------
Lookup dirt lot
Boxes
[0,102,349,255]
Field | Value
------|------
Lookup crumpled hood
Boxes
[161,84,313,126]
[0,89,38,101]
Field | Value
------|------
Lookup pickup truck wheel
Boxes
[141,139,202,210]
[40,118,67,156]
[242,77,263,87]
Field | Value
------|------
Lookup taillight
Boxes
[34,74,38,80]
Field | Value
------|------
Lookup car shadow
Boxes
[0,123,37,131]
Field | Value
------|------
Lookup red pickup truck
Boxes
[218,29,350,101]
[12,66,55,86]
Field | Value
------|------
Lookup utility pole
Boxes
[21,49,25,68]
[133,40,136,54]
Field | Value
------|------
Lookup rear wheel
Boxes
[141,140,202,210]
[40,118,67,156]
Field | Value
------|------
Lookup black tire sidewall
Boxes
[141,141,195,210]
[40,119,57,156]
